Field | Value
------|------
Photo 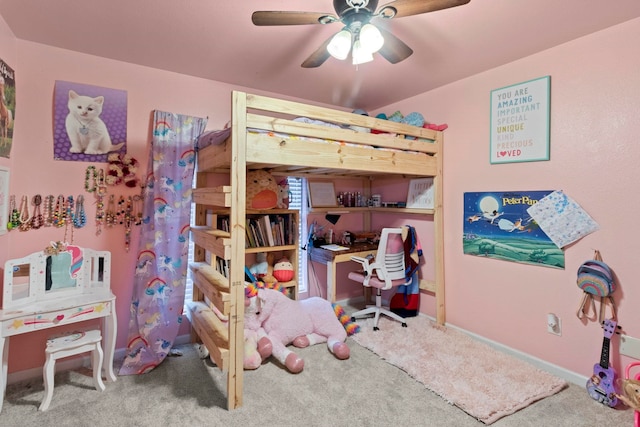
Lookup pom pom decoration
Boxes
[106,153,140,188]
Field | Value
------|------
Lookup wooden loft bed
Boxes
[188,91,444,410]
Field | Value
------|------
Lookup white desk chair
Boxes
[348,228,412,331]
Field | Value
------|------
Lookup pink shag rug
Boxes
[351,316,567,424]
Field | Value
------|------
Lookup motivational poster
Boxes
[490,76,550,164]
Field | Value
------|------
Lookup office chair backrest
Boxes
[376,228,406,283]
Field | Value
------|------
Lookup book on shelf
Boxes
[261,215,275,247]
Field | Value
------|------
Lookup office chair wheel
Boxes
[402,323,407,327]
[373,326,379,331]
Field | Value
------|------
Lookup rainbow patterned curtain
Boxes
[119,111,206,375]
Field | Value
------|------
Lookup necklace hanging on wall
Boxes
[43,194,54,227]
[106,194,116,228]
[124,196,133,252]
[73,195,86,228]
[7,195,20,230]
[30,194,44,229]
[85,165,98,193]
[53,194,66,228]
[63,195,75,244]
[132,194,143,226]
[95,185,107,235]
[18,195,31,232]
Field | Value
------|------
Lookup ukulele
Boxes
[586,318,619,407]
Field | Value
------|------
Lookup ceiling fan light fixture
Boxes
[352,39,374,65]
[359,23,384,53]
[327,29,352,60]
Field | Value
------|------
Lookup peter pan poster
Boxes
[463,191,564,269]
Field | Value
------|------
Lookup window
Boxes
[286,177,307,293]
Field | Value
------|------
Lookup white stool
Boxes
[39,329,105,411]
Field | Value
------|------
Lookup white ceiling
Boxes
[1,0,639,110]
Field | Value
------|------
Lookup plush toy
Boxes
[272,257,294,282]
[243,327,274,370]
[249,252,269,279]
[246,169,278,209]
[245,282,359,374]
[277,179,290,209]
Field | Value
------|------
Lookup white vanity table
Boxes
[0,245,117,412]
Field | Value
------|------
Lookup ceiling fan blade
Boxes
[252,11,335,26]
[301,36,333,68]
[377,0,470,19]
[377,27,413,64]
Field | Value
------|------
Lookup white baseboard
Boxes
[427,314,587,386]
[335,297,588,387]
[7,335,194,386]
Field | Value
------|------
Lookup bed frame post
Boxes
[228,91,247,409]
[434,132,445,325]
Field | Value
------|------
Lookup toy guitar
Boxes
[586,318,619,407]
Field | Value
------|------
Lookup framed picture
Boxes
[490,75,551,164]
[406,178,434,209]
[308,181,338,208]
[0,166,9,235]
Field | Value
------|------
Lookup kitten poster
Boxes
[53,80,127,162]
[0,58,15,159]
[463,190,565,269]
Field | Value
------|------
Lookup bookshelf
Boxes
[191,197,299,300]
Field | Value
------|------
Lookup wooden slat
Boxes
[192,186,232,208]
[189,262,231,315]
[244,133,437,177]
[186,301,229,371]
[246,113,438,153]
[190,226,231,259]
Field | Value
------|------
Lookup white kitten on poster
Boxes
[65,89,124,155]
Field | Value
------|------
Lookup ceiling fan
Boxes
[252,0,471,68]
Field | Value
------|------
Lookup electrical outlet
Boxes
[620,334,640,359]
[547,313,561,336]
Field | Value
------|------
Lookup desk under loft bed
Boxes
[188,91,444,409]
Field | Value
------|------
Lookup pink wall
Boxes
[0,30,282,373]
[382,18,640,377]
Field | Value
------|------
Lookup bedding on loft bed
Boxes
[196,103,442,177]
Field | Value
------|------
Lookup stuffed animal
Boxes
[246,170,278,209]
[245,282,358,374]
[277,178,290,209]
[243,327,274,370]
[272,257,294,282]
[249,252,269,279]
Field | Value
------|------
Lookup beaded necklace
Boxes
[132,195,143,226]
[124,196,133,252]
[18,196,31,232]
[43,195,55,227]
[95,185,107,235]
[106,194,116,228]
[116,195,126,225]
[73,195,86,228]
[30,194,44,229]
[85,166,98,193]
[63,196,75,244]
[7,195,20,230]
[53,195,66,227]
